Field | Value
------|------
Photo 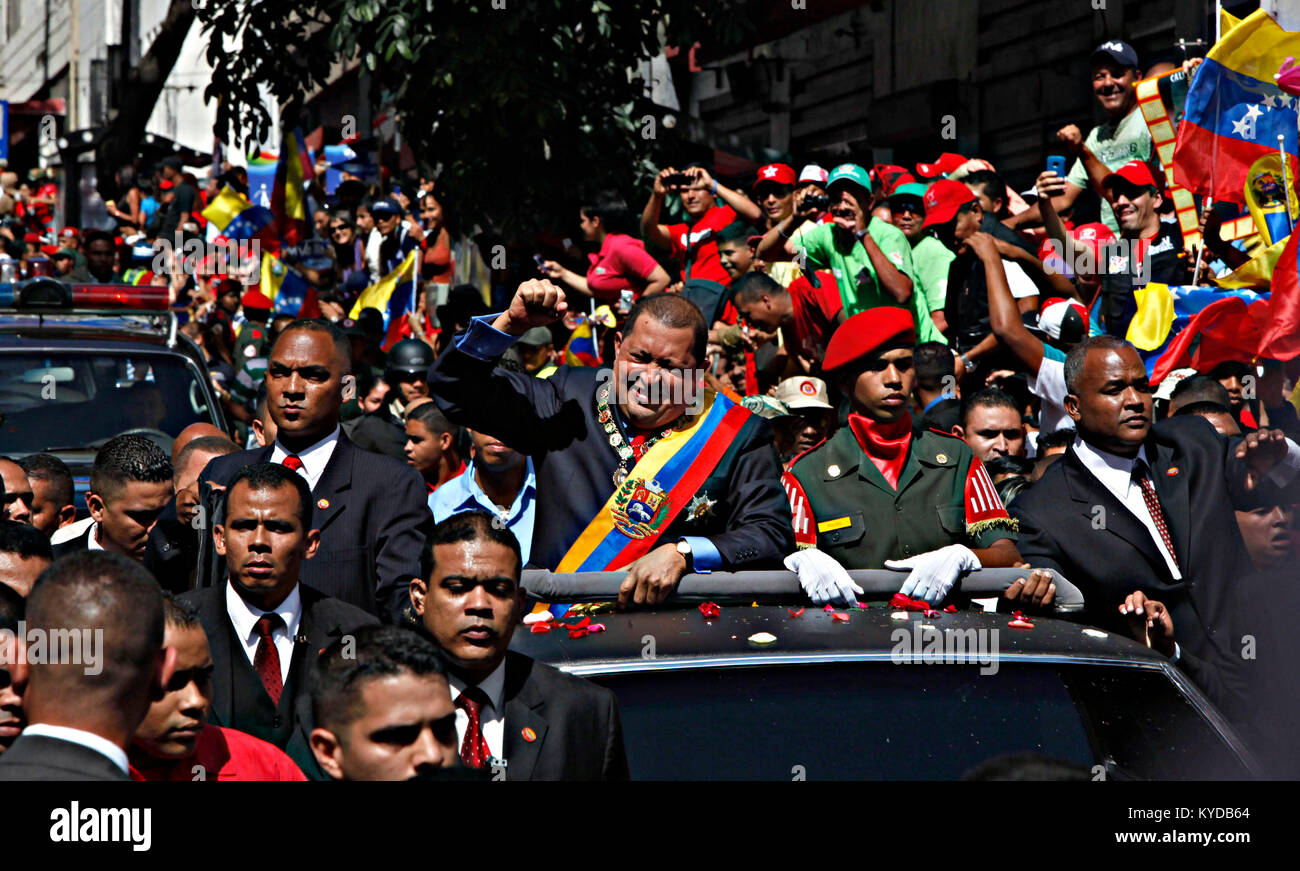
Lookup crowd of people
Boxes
[0,37,1298,781]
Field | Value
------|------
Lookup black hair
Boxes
[962,170,1008,217]
[419,510,523,585]
[579,190,634,236]
[1170,374,1233,411]
[406,400,456,435]
[174,436,240,482]
[83,230,116,250]
[224,462,314,528]
[312,624,450,732]
[353,366,378,401]
[0,519,54,562]
[273,318,352,374]
[16,453,74,511]
[622,293,709,368]
[913,342,957,394]
[717,221,757,246]
[984,455,1035,478]
[161,591,202,630]
[1035,427,1076,452]
[994,474,1032,507]
[731,271,784,305]
[90,434,172,502]
[961,386,1021,427]
[1174,400,1235,419]
[0,581,23,632]
[1063,335,1131,394]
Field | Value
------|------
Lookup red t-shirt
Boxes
[786,270,842,361]
[586,233,660,302]
[666,204,736,286]
[129,725,308,781]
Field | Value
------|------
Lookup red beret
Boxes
[822,307,916,372]
[241,289,272,311]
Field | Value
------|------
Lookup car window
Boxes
[592,662,1094,780]
[591,661,1248,780]
[0,351,215,451]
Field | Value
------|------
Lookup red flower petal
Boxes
[944,605,958,613]
[568,627,589,639]
[788,608,805,618]
[530,623,552,634]
[699,601,721,618]
[831,612,851,623]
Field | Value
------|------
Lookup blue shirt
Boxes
[429,456,538,566]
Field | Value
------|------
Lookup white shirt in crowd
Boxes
[225,580,303,686]
[448,659,507,762]
[270,426,340,492]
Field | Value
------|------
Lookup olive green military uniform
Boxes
[233,322,270,365]
[784,425,1017,569]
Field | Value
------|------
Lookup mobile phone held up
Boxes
[664,172,691,190]
[1046,155,1067,179]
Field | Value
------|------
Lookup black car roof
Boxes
[509,605,1170,673]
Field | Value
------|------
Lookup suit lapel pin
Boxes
[827,464,841,478]
[521,727,537,743]
[317,498,329,509]
[1166,467,1179,477]
[935,453,949,464]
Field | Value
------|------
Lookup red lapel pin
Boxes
[1166,466,1179,477]
[521,727,537,743]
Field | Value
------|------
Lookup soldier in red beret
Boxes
[783,308,1029,607]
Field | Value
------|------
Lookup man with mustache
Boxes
[181,463,377,778]
[129,594,306,780]
[408,511,627,780]
[1011,336,1300,671]
[430,280,793,607]
[782,309,1024,607]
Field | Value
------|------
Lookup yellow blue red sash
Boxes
[558,390,747,573]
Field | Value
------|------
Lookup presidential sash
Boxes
[557,390,748,573]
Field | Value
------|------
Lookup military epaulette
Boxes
[967,517,1020,538]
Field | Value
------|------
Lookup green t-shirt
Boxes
[1067,106,1153,236]
[910,235,955,324]
[792,217,941,344]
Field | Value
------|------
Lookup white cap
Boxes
[1154,367,1198,401]
[797,164,828,185]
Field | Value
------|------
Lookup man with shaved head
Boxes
[150,434,241,593]
[171,422,232,468]
[0,551,176,780]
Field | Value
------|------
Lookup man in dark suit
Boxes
[0,551,176,781]
[310,624,462,780]
[149,434,241,594]
[50,434,172,563]
[430,280,794,606]
[1011,335,1299,665]
[408,511,628,780]
[196,318,431,621]
[181,463,377,779]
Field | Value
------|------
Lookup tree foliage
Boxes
[196,0,751,234]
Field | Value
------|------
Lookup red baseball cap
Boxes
[1102,160,1161,193]
[59,227,79,238]
[159,179,175,190]
[921,179,978,228]
[241,289,272,311]
[915,152,969,179]
[39,244,60,257]
[753,163,796,189]
[823,307,916,372]
[23,233,41,244]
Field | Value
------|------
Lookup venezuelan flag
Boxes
[348,250,420,349]
[259,253,313,315]
[1127,284,1270,379]
[1173,8,1300,204]
[200,185,251,233]
[563,316,600,366]
[272,128,313,247]
[1261,217,1300,360]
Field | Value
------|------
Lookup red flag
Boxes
[1260,224,1300,360]
[1151,296,1271,383]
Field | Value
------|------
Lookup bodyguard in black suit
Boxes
[430,280,793,606]
[0,551,175,782]
[180,463,377,780]
[409,511,628,780]
[1010,337,1300,664]
[195,319,431,621]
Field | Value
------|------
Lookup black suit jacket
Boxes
[0,734,130,781]
[50,525,94,560]
[345,407,407,460]
[498,651,628,781]
[1010,416,1289,662]
[194,432,432,621]
[430,349,794,570]
[179,581,378,780]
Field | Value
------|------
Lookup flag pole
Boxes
[1193,196,1214,285]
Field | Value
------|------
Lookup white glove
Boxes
[885,544,980,605]
[785,548,864,607]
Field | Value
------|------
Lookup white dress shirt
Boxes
[1073,438,1181,579]
[22,723,129,775]
[270,426,340,492]
[225,582,303,685]
[86,522,104,550]
[448,660,507,761]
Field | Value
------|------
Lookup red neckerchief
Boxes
[847,412,912,490]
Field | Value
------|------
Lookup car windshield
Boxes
[0,351,215,452]
[589,661,1251,780]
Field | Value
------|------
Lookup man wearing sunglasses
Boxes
[887,182,955,336]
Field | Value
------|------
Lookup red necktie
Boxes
[1133,460,1179,571]
[456,687,492,769]
[253,613,285,706]
[281,455,304,473]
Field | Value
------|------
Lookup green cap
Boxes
[826,163,871,194]
[887,182,930,202]
[741,394,791,420]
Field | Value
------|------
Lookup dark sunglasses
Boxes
[330,224,350,232]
